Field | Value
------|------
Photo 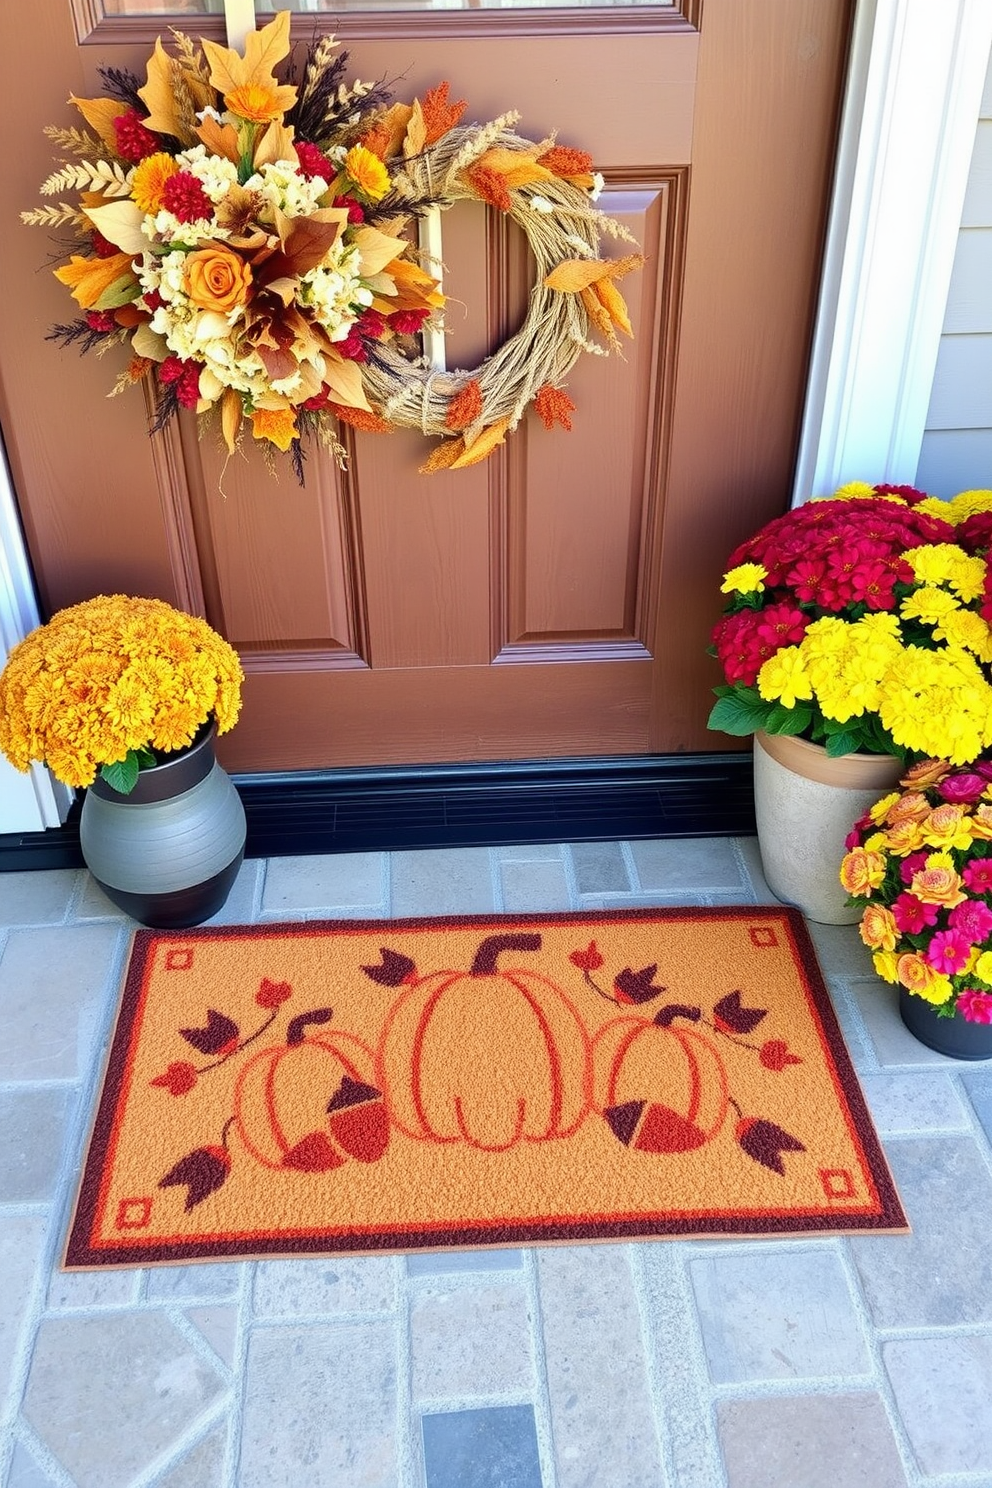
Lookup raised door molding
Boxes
[793,0,992,501]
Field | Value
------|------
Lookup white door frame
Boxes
[1,0,989,830]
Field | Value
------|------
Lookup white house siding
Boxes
[917,44,992,497]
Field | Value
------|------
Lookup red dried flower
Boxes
[161,171,212,225]
[112,108,160,164]
[159,355,203,408]
[337,331,367,362]
[336,195,365,224]
[90,231,119,260]
[85,310,117,333]
[390,308,430,335]
[295,141,333,180]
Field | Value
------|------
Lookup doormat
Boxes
[64,908,908,1267]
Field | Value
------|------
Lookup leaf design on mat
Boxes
[653,1004,702,1028]
[286,1008,333,1046]
[256,978,292,1009]
[179,1009,239,1055]
[159,1146,231,1210]
[759,1038,802,1071]
[569,941,604,972]
[735,1117,805,1174]
[614,965,667,1005]
[149,1060,197,1096]
[713,990,766,1035]
[361,948,417,986]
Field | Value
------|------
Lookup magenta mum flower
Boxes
[938,773,987,804]
[900,851,931,887]
[892,892,940,935]
[924,927,973,975]
[956,988,992,1024]
[948,898,992,942]
[963,859,992,894]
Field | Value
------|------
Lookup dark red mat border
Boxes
[64,906,909,1267]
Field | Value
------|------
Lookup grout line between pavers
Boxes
[392,1254,418,1488]
[7,1418,76,1488]
[222,1263,255,1488]
[521,1248,560,1488]
[127,1398,232,1488]
[620,840,642,893]
[489,846,506,913]
[834,1234,930,1488]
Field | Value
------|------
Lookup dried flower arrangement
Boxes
[24,12,642,481]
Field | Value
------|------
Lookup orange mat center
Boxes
[65,908,907,1267]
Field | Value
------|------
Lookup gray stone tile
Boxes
[716,1392,908,1488]
[569,842,630,894]
[74,875,130,921]
[0,923,120,1080]
[805,921,875,979]
[200,858,260,926]
[407,1250,523,1274]
[390,848,495,917]
[538,1246,662,1488]
[883,1333,992,1475]
[0,1085,75,1202]
[629,837,744,892]
[239,1322,396,1488]
[499,859,570,912]
[411,1282,533,1402]
[849,1136,992,1326]
[859,1072,970,1134]
[0,870,77,926]
[154,1425,228,1488]
[961,1072,992,1145]
[5,1444,62,1488]
[252,1257,396,1316]
[47,1269,137,1310]
[261,852,384,915]
[688,1249,871,1383]
[421,1406,543,1488]
[145,1264,242,1302]
[733,835,775,903]
[22,1312,226,1488]
[0,1215,47,1403]
[185,1306,239,1369]
[849,982,963,1067]
[496,844,563,862]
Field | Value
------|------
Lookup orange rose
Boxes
[839,847,886,897]
[899,758,951,790]
[896,953,953,1004]
[184,247,252,315]
[882,821,924,857]
[859,904,898,952]
[969,803,992,840]
[909,864,967,909]
[886,791,931,825]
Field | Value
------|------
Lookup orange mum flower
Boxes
[131,152,179,214]
[343,145,390,202]
[251,407,297,452]
[225,81,287,124]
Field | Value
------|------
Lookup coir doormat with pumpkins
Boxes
[64,908,908,1267]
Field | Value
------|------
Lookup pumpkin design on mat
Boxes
[593,1012,730,1154]
[372,933,591,1150]
[233,1008,389,1173]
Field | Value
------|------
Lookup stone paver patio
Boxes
[2,836,992,1488]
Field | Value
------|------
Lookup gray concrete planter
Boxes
[80,721,246,927]
[753,730,903,924]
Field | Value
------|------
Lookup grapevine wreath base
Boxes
[361,113,644,472]
[25,13,644,479]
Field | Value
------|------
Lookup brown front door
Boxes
[0,1,851,774]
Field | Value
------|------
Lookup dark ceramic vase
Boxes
[899,988,992,1061]
[79,721,246,928]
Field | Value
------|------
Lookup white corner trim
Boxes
[793,0,992,503]
[223,0,257,52]
[0,436,72,832]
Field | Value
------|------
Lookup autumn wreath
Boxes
[24,12,642,480]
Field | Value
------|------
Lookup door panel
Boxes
[0,2,852,772]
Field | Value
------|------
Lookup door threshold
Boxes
[0,753,755,871]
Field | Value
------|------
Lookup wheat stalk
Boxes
[40,160,133,198]
[43,125,101,158]
[21,203,89,229]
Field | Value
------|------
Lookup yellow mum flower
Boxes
[131,152,179,214]
[900,586,959,625]
[869,792,901,823]
[831,482,876,499]
[921,802,974,852]
[973,951,992,986]
[901,544,961,585]
[943,489,992,523]
[872,950,899,984]
[934,608,992,661]
[720,562,767,595]
[882,820,924,856]
[757,647,812,710]
[343,144,391,201]
[896,954,953,1004]
[915,497,953,520]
